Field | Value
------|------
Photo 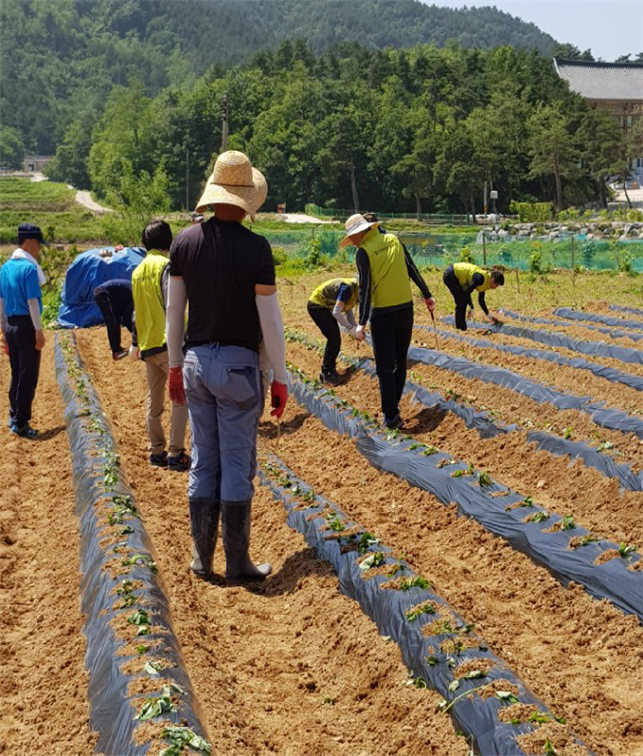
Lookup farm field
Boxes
[2,267,643,756]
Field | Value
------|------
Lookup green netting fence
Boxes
[263,227,643,273]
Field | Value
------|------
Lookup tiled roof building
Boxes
[554,58,643,183]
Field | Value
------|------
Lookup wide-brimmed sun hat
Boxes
[195,150,267,221]
[339,213,381,248]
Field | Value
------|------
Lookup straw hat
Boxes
[339,213,381,248]
[195,150,267,221]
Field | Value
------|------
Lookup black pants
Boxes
[6,315,41,428]
[307,303,340,373]
[443,266,469,331]
[370,305,414,423]
[94,289,132,354]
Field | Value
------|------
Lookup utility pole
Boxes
[221,92,229,152]
[185,147,190,211]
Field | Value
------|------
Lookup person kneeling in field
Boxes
[307,277,358,385]
[131,220,191,472]
[442,262,504,331]
[166,150,288,584]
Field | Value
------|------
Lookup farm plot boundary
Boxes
[554,308,643,331]
[498,308,643,343]
[54,334,210,756]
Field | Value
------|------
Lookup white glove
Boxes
[129,345,140,361]
[347,326,358,339]
[355,324,366,342]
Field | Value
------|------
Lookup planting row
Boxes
[283,356,642,622]
[260,453,591,756]
[54,334,211,756]
[258,372,643,756]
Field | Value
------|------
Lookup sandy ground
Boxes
[2,284,643,754]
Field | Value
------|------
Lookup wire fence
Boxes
[263,227,643,273]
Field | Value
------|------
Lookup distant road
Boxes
[75,191,112,213]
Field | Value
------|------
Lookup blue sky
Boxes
[421,1,643,62]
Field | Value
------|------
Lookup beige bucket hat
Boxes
[339,212,381,248]
[195,150,267,221]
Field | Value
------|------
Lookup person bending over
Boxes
[307,277,358,385]
[443,262,504,331]
[93,278,134,359]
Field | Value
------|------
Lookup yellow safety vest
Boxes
[360,228,411,309]
[309,278,358,310]
[131,251,168,353]
[453,262,491,293]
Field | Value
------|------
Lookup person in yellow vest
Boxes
[341,213,435,430]
[307,277,358,385]
[131,220,191,471]
[442,262,504,331]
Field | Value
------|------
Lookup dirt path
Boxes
[73,328,468,756]
[0,342,98,756]
[74,190,112,213]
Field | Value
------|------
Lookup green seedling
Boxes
[122,554,158,573]
[406,603,437,622]
[160,726,212,756]
[127,609,150,626]
[357,532,379,555]
[144,660,163,676]
[426,655,438,666]
[432,620,454,634]
[573,535,600,548]
[496,690,519,704]
[136,644,148,655]
[527,511,550,523]
[462,670,486,680]
[135,683,184,721]
[397,575,430,591]
[618,543,638,559]
[359,552,385,571]
[437,458,456,469]
[325,512,345,533]
[563,426,573,440]
[544,738,558,756]
[302,489,316,503]
[521,496,533,507]
[597,440,615,452]
[422,445,439,456]
[559,515,576,531]
[478,471,492,486]
[413,676,427,689]
[321,696,336,705]
[387,560,407,578]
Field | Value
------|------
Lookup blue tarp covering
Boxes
[58,247,145,328]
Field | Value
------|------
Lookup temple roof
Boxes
[554,58,643,101]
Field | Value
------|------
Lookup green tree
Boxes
[527,102,580,211]
[577,106,625,208]
[0,126,25,169]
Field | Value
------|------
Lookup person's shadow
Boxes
[404,406,447,434]
[258,411,310,440]
[35,424,67,441]
[215,546,336,595]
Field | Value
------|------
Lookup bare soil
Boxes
[2,282,643,756]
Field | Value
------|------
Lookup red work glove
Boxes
[270,380,288,419]
[168,365,186,405]
[425,297,436,313]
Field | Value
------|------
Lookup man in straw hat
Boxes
[341,213,435,430]
[166,150,288,583]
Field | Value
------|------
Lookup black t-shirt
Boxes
[169,218,276,351]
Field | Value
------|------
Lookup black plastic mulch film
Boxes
[54,335,210,756]
[554,307,643,331]
[499,308,643,343]
[288,371,643,623]
[259,454,593,756]
[432,319,643,392]
[406,335,643,440]
[438,315,643,366]
[610,304,643,317]
[288,330,643,492]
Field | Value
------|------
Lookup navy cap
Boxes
[17,223,50,245]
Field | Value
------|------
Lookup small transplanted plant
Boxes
[406,602,437,622]
[618,542,638,559]
[159,725,212,756]
[359,552,385,571]
[526,510,549,524]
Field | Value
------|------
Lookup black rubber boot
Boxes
[221,500,272,583]
[188,498,220,579]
